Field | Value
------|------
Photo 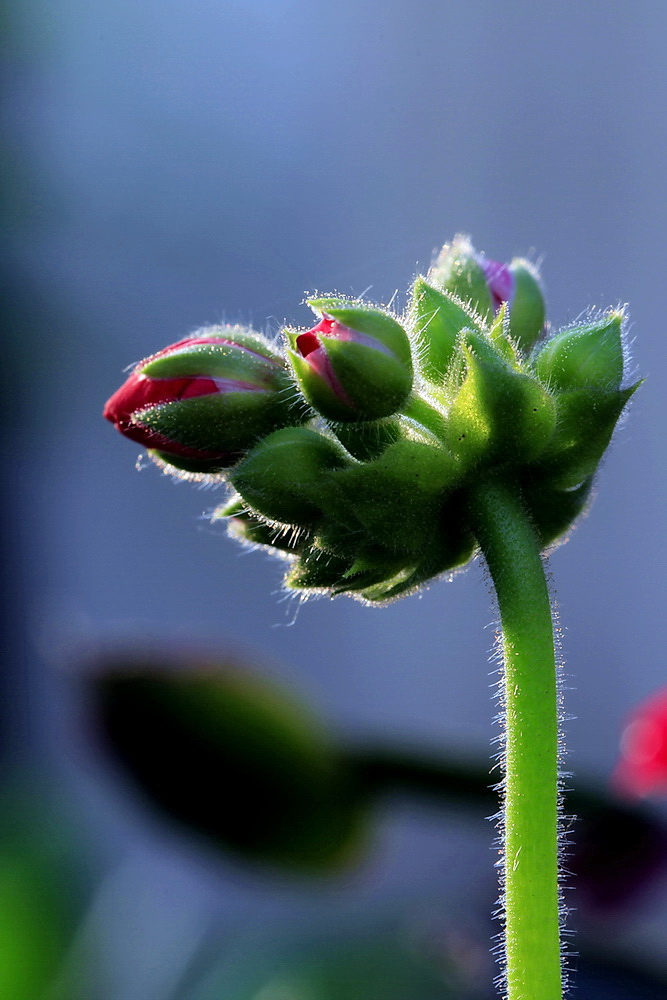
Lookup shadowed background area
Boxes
[5,2,667,998]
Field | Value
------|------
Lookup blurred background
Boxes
[4,1,667,997]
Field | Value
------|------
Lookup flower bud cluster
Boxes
[105,238,637,603]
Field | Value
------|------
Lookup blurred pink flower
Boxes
[612,688,667,798]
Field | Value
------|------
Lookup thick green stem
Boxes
[468,478,562,1000]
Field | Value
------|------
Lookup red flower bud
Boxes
[104,340,230,458]
[104,328,300,470]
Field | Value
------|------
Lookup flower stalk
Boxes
[468,478,562,1000]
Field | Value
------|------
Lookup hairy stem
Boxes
[468,478,562,1000]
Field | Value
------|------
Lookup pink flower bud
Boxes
[477,257,514,310]
[612,688,667,798]
[287,304,413,422]
[295,316,376,406]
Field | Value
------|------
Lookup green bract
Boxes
[111,239,636,604]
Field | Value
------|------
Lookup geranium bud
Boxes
[408,276,483,384]
[427,235,495,321]
[534,312,625,391]
[286,299,413,422]
[445,329,557,469]
[612,689,667,799]
[478,256,546,353]
[229,426,351,527]
[428,238,546,355]
[104,326,300,472]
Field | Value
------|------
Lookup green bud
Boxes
[286,301,413,422]
[426,241,546,357]
[229,426,351,527]
[327,439,461,555]
[446,330,557,470]
[534,312,625,391]
[426,235,495,321]
[408,276,483,383]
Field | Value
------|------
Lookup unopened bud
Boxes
[427,235,495,321]
[534,312,625,391]
[104,326,300,472]
[428,238,546,355]
[229,426,351,527]
[408,276,482,384]
[446,330,557,469]
[287,300,413,421]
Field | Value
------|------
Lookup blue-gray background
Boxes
[7,1,667,997]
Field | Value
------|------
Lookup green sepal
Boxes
[445,330,557,470]
[142,328,285,382]
[285,543,411,596]
[214,497,311,554]
[150,450,231,475]
[426,236,494,321]
[135,390,300,458]
[533,383,638,489]
[229,426,352,527]
[320,337,413,419]
[507,259,546,354]
[408,276,483,383]
[340,550,414,592]
[520,474,594,548]
[284,546,356,592]
[327,439,460,555]
[534,313,624,391]
[488,303,520,365]
[307,299,413,367]
[286,346,348,421]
